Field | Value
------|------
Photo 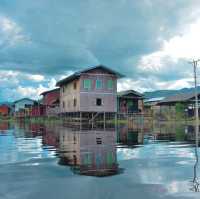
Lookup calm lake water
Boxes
[0,121,200,199]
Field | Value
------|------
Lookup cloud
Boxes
[1,0,200,101]
[118,77,194,92]
[0,70,57,101]
[26,74,44,82]
[137,18,200,82]
[0,15,29,47]
[0,0,199,74]
[16,85,46,100]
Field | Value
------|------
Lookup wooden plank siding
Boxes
[60,79,80,113]
[79,72,117,112]
[0,105,10,116]
[59,67,119,113]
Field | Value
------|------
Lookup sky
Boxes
[1,0,200,102]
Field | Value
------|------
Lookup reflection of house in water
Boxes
[41,124,60,148]
[117,124,144,146]
[0,121,10,132]
[152,122,183,141]
[58,127,119,177]
[184,125,200,142]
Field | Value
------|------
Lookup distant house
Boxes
[117,90,144,113]
[144,97,165,115]
[56,65,124,116]
[0,104,10,117]
[14,98,36,112]
[40,88,60,116]
[14,98,36,117]
[157,92,200,117]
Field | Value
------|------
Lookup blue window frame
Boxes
[96,79,102,89]
[83,79,92,89]
[107,79,113,89]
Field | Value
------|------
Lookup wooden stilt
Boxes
[80,112,82,130]
[92,112,94,129]
[115,112,117,130]
[104,112,106,130]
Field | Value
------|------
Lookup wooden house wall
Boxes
[30,105,46,117]
[0,105,10,116]
[43,90,60,106]
[117,97,144,113]
[79,71,117,112]
[59,68,118,113]
[60,79,80,113]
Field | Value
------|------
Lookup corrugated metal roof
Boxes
[158,92,199,104]
[56,65,124,87]
[144,97,165,103]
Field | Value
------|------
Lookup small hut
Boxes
[117,90,144,114]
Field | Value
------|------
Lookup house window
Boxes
[107,79,113,89]
[62,86,65,93]
[96,98,102,106]
[83,79,92,89]
[63,101,65,108]
[96,137,102,144]
[73,82,77,90]
[84,154,92,165]
[73,98,77,107]
[96,79,102,89]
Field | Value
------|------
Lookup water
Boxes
[0,121,200,199]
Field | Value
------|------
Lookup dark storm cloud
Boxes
[0,0,200,101]
[0,0,199,76]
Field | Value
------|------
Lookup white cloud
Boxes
[0,70,57,101]
[0,15,29,46]
[139,18,200,73]
[118,78,145,92]
[27,74,45,82]
[118,77,194,92]
[16,84,47,100]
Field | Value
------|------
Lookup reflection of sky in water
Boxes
[1,123,200,199]
[0,130,56,164]
[118,143,195,160]
[117,142,200,196]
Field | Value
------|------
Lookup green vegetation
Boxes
[175,103,186,120]
[26,116,63,125]
[175,126,186,141]
[0,115,15,122]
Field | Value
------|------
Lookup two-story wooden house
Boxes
[56,65,124,120]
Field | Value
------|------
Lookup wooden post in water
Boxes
[103,112,106,130]
[189,59,200,146]
[80,112,82,130]
[192,60,200,147]
[192,61,200,192]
